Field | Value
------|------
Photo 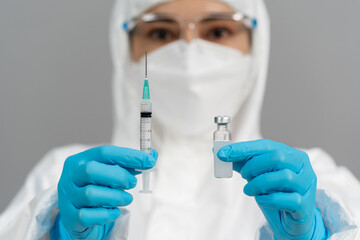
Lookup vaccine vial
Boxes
[213,116,233,178]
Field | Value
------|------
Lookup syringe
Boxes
[139,52,152,194]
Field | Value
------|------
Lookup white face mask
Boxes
[131,39,254,137]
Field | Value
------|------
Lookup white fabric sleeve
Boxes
[0,185,131,240]
[0,145,85,239]
[0,146,64,240]
[309,148,360,239]
[0,186,58,240]
[0,144,131,240]
[258,148,360,240]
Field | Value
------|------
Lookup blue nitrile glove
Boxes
[218,139,329,240]
[50,145,158,240]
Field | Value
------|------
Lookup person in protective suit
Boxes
[1,0,360,239]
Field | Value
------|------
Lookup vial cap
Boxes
[214,116,230,124]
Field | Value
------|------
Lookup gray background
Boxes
[0,0,359,212]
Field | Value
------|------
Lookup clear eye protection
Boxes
[123,12,257,48]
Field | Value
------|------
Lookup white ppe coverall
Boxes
[1,0,360,239]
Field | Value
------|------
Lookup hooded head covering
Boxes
[110,0,270,148]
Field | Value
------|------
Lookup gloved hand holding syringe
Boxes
[53,62,156,239]
[138,52,154,193]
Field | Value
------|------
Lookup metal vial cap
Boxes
[214,116,230,124]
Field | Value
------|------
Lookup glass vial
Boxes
[213,116,233,178]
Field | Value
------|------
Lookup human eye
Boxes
[204,27,233,40]
[200,19,237,41]
[148,28,176,42]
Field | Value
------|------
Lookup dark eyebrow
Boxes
[200,13,235,22]
[201,18,219,23]
[147,18,177,23]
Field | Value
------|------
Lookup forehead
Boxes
[146,0,235,17]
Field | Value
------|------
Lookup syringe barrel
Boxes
[140,106,152,193]
[140,116,152,154]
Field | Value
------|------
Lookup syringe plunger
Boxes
[139,170,151,193]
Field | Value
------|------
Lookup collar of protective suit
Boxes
[109,0,270,239]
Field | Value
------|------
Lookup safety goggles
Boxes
[123,12,257,44]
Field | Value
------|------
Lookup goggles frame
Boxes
[123,12,257,33]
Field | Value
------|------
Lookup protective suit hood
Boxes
[110,0,270,148]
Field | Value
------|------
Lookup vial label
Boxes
[214,140,233,178]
